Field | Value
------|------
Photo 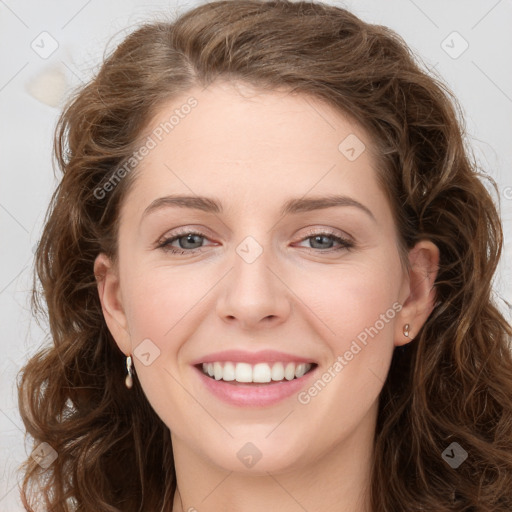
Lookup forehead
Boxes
[121,80,387,220]
[143,80,371,158]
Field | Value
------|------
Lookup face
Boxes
[95,80,438,476]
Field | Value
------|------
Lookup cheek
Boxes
[297,259,402,349]
[123,266,201,333]
[118,266,208,424]
[122,248,402,352]
[290,263,401,429]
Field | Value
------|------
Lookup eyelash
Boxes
[156,228,355,255]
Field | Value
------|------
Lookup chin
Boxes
[200,437,310,475]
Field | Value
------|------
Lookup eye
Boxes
[296,230,354,252]
[156,228,355,255]
[157,230,210,254]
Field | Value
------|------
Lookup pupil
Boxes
[314,235,330,248]
[183,234,200,248]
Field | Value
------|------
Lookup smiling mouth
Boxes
[195,361,318,384]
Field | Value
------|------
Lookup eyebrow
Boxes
[141,194,376,222]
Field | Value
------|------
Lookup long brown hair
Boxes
[17,1,512,510]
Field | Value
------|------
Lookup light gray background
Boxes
[1,0,511,509]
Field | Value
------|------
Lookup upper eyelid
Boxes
[161,227,349,239]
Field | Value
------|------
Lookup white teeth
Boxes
[284,362,296,381]
[235,362,253,382]
[271,362,285,381]
[253,363,272,383]
[213,362,223,381]
[200,361,313,383]
[222,362,236,381]
[295,363,308,378]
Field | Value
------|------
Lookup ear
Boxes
[94,252,131,355]
[395,240,440,346]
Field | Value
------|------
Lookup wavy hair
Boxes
[17,1,512,510]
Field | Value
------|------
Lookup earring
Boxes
[125,355,133,389]
[403,324,410,338]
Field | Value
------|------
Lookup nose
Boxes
[215,238,291,331]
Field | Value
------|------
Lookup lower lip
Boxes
[194,365,318,407]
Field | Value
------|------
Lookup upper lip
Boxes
[191,349,317,365]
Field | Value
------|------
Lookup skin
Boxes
[94,81,439,512]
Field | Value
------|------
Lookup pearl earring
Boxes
[403,324,410,338]
[125,355,133,389]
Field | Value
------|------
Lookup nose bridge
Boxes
[216,232,290,327]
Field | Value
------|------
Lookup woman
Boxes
[17,0,512,510]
